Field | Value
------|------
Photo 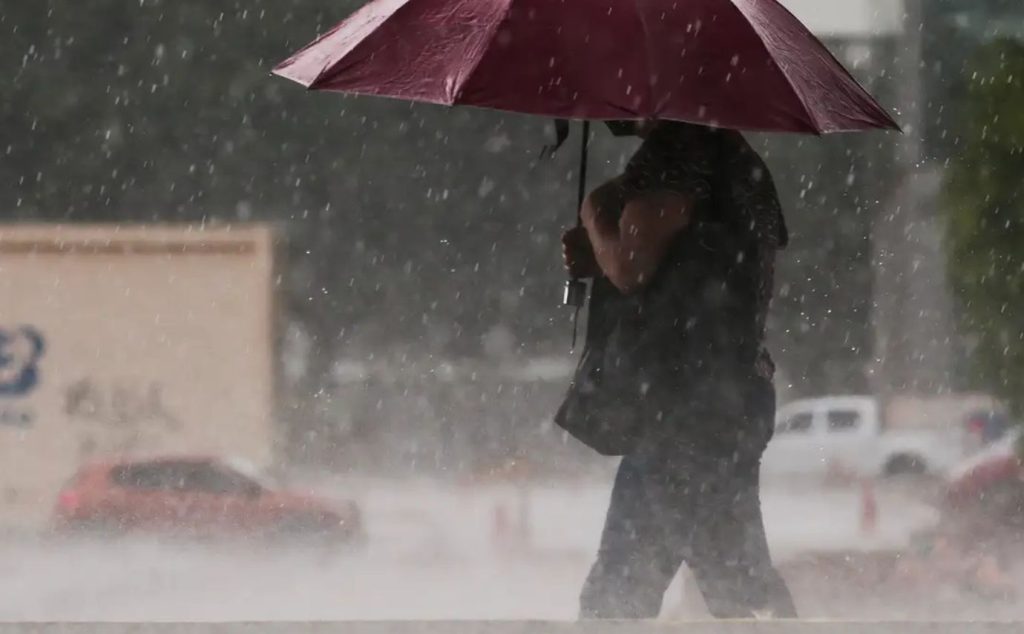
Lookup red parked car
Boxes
[946,430,1023,510]
[54,455,364,543]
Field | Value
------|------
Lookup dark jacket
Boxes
[557,123,787,455]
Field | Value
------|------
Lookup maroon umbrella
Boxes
[273,0,898,134]
[273,0,898,335]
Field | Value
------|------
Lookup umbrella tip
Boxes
[882,108,903,134]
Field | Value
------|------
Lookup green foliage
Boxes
[922,1,1024,159]
[945,38,1024,414]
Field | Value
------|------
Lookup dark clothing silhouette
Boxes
[577,123,797,619]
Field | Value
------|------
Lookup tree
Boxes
[945,38,1024,414]
[922,1,1024,162]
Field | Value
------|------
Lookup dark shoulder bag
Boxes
[553,278,649,456]
[552,219,739,457]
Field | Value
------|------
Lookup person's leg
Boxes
[684,458,797,618]
[580,375,795,620]
[579,454,683,619]
[637,371,797,620]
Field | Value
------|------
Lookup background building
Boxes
[0,225,276,524]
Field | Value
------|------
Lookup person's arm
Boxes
[581,189,692,294]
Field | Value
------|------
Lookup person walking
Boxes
[558,120,797,619]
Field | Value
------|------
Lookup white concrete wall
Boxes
[0,224,276,526]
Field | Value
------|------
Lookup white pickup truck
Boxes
[761,395,989,479]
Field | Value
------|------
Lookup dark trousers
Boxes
[579,420,797,619]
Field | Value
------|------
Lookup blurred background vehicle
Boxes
[53,455,364,544]
[763,395,1008,479]
[945,429,1024,516]
[962,409,1013,452]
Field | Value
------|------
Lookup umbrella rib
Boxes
[294,0,419,90]
[721,0,821,134]
[632,0,657,118]
[745,0,900,132]
[449,0,516,105]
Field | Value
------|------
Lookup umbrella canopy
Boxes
[273,0,898,134]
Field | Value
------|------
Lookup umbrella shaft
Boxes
[576,120,590,225]
[566,120,590,350]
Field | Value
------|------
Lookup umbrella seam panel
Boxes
[449,0,516,105]
[722,0,821,134]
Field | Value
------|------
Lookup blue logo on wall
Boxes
[0,326,46,398]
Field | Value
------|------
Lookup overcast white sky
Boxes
[780,0,904,37]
